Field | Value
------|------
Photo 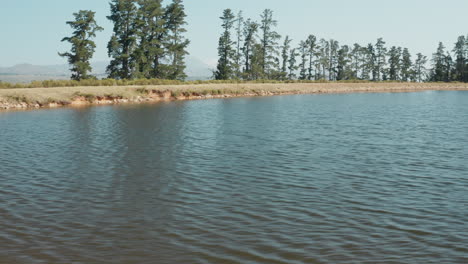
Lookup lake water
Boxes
[1,91,467,264]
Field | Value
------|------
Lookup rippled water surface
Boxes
[1,91,468,263]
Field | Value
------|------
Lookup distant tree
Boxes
[215,9,236,80]
[444,52,453,82]
[287,48,298,80]
[298,41,308,80]
[413,53,428,82]
[107,0,139,79]
[59,10,103,81]
[260,9,281,78]
[280,36,292,80]
[328,40,339,81]
[365,43,377,81]
[242,19,259,79]
[388,46,401,81]
[453,35,467,82]
[400,48,412,81]
[375,38,387,81]
[336,45,350,80]
[431,42,447,82]
[233,11,244,79]
[350,43,362,79]
[164,0,190,80]
[133,0,166,79]
[305,35,317,80]
[358,44,371,80]
[250,43,264,80]
[318,39,329,80]
[466,34,468,82]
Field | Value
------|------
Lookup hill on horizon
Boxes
[0,56,213,83]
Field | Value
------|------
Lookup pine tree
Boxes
[388,46,401,81]
[242,19,259,80]
[215,9,235,80]
[453,35,467,82]
[375,38,387,81]
[280,36,292,80]
[465,34,468,82]
[288,48,298,80]
[336,45,350,80]
[444,52,453,82]
[318,39,329,80]
[305,35,317,80]
[107,0,139,79]
[233,11,244,79]
[59,10,103,81]
[133,0,166,79]
[298,41,308,80]
[250,43,264,80]
[260,9,281,79]
[328,40,339,81]
[164,0,190,80]
[350,43,362,79]
[414,53,427,82]
[431,42,447,82]
[400,48,412,82]
[365,43,377,81]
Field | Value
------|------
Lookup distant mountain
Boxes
[185,56,213,79]
[0,63,68,76]
[0,56,213,83]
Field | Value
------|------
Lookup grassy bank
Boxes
[1,82,467,110]
[0,78,358,89]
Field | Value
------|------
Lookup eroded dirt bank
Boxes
[1,82,467,110]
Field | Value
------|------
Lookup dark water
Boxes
[1,91,467,264]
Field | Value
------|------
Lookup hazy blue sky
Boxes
[1,0,467,67]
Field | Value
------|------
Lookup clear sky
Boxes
[1,0,467,67]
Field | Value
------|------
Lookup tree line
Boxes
[215,8,468,83]
[60,0,189,81]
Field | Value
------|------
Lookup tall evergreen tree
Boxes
[465,34,468,82]
[388,46,401,81]
[280,36,292,80]
[215,9,236,80]
[400,48,412,81]
[107,0,139,79]
[260,9,281,78]
[336,45,350,80]
[298,41,308,80]
[318,39,330,80]
[350,43,362,79]
[305,35,317,80]
[242,19,259,79]
[233,11,244,79]
[375,38,387,81]
[250,43,264,80]
[59,10,103,81]
[366,43,377,81]
[414,53,427,82]
[164,0,190,80]
[133,0,166,79]
[288,48,298,80]
[453,35,467,82]
[444,52,453,82]
[431,42,447,82]
[328,40,339,81]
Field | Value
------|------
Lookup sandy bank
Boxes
[1,82,467,111]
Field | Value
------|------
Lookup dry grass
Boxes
[1,82,467,108]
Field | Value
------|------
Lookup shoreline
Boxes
[1,82,468,111]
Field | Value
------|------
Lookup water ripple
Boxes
[1,92,468,263]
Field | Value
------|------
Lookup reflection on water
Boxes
[1,91,468,263]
